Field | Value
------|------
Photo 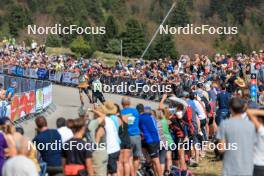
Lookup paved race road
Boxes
[22,84,159,139]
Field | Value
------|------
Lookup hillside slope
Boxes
[0,0,263,58]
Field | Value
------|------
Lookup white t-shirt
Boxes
[254,125,264,166]
[105,117,120,154]
[92,79,103,92]
[58,126,74,143]
[194,100,206,120]
[2,155,38,176]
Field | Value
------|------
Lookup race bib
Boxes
[127,114,135,125]
[79,75,86,83]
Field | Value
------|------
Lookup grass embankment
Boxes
[46,47,137,66]
[190,150,222,176]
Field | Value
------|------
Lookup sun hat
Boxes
[205,83,211,91]
[234,77,246,88]
[97,101,117,115]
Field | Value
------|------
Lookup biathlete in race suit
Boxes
[91,74,105,104]
[76,69,93,105]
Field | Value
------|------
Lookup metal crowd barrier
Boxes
[0,64,177,102]
[0,70,53,123]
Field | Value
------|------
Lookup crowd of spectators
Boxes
[0,41,263,176]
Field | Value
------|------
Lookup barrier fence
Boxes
[0,71,52,122]
[0,65,170,101]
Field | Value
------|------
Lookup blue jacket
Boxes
[139,113,160,143]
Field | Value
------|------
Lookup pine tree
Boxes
[70,36,92,57]
[152,35,178,59]
[8,6,31,36]
[230,37,248,55]
[105,16,118,40]
[85,0,103,22]
[209,0,228,22]
[169,0,190,26]
[121,18,146,57]
[229,0,246,25]
[106,39,121,54]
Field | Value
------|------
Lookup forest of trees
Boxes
[0,0,263,58]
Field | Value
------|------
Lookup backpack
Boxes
[183,106,195,137]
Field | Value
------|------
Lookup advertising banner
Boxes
[62,72,72,83]
[28,91,36,114]
[29,68,38,79]
[71,72,79,85]
[43,85,52,109]
[9,66,17,75]
[16,66,24,77]
[19,93,28,118]
[37,68,48,79]
[11,95,19,122]
[23,68,31,78]
[0,72,53,122]
[55,72,62,82]
[49,70,56,81]
[35,89,43,112]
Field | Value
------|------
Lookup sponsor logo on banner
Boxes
[19,93,28,118]
[9,66,17,75]
[71,72,80,85]
[30,68,38,78]
[23,68,31,78]
[62,72,72,83]
[49,70,56,81]
[10,92,36,122]
[43,85,52,109]
[16,66,24,76]
[28,91,36,114]
[37,68,48,79]
[35,89,43,112]
[49,71,62,82]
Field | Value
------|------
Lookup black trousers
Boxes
[253,165,264,176]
